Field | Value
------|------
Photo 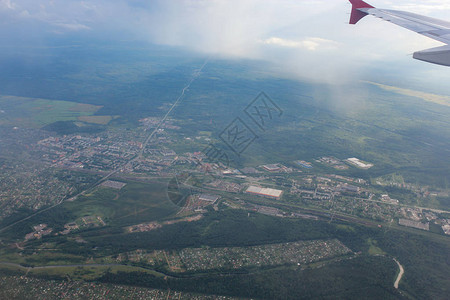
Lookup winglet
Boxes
[349,0,374,24]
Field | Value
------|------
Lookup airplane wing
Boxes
[349,0,450,66]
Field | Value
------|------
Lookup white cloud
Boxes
[390,1,450,14]
[0,0,16,10]
[54,22,90,31]
[262,37,339,51]
[0,0,95,32]
[2,0,450,85]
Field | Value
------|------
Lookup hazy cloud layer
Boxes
[2,0,450,85]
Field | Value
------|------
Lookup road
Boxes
[393,258,404,289]
[138,58,209,159]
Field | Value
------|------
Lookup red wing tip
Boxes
[349,0,374,24]
[350,9,368,24]
[349,0,374,9]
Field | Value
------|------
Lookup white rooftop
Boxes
[246,186,283,198]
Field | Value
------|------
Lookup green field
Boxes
[0,180,179,247]
[0,95,121,129]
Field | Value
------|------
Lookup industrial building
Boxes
[198,194,220,203]
[346,158,373,169]
[339,184,360,193]
[245,185,283,200]
[261,164,281,172]
[294,160,313,168]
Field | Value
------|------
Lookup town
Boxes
[2,115,450,243]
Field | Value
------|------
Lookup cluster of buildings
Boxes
[315,156,374,170]
[107,237,353,274]
[186,194,220,210]
[110,249,166,265]
[441,219,450,235]
[3,113,449,257]
[290,175,365,202]
[346,158,374,169]
[0,161,75,219]
[24,224,53,241]
[260,164,293,173]
[380,194,399,204]
[37,134,142,171]
[316,157,349,170]
[0,275,217,300]
[178,239,352,271]
[139,117,181,132]
[59,222,79,235]
[127,221,162,233]
[126,215,203,234]
[294,160,313,169]
[207,180,242,193]
[46,216,106,238]
[399,218,430,231]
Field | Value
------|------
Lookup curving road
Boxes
[393,258,404,289]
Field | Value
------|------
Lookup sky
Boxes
[2,0,450,89]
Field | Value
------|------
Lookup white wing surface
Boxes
[349,0,450,66]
